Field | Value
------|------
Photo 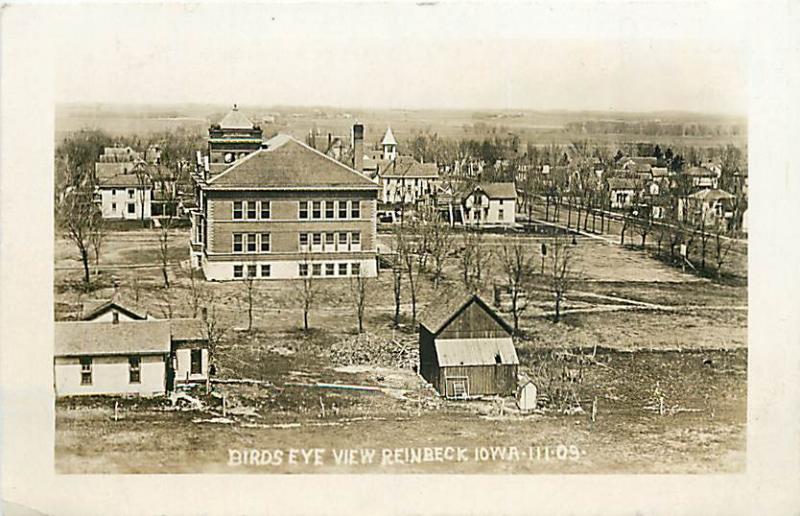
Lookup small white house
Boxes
[96,175,152,220]
[54,318,209,397]
[463,183,517,226]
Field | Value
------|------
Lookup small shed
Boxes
[418,292,519,398]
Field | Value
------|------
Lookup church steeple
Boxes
[381,127,397,161]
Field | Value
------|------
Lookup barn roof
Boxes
[55,321,172,356]
[435,337,519,367]
[206,134,378,190]
[418,291,513,336]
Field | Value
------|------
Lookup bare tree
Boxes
[133,161,151,228]
[156,177,178,289]
[547,235,574,323]
[425,206,454,288]
[712,231,735,278]
[498,239,536,333]
[298,254,317,331]
[59,178,99,286]
[202,296,225,368]
[185,265,203,318]
[459,230,477,289]
[391,226,404,326]
[241,263,258,331]
[88,211,106,274]
[397,222,421,325]
[349,269,370,333]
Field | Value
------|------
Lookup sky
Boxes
[50,2,748,115]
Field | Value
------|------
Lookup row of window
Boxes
[110,188,137,199]
[299,232,361,252]
[78,352,203,385]
[233,264,271,278]
[232,200,363,221]
[233,233,271,253]
[299,200,360,220]
[233,200,270,220]
[300,262,361,277]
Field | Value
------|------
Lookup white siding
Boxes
[98,187,152,220]
[201,256,377,281]
[174,348,209,384]
[54,354,165,396]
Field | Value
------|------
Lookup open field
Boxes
[57,103,747,149]
[54,225,747,473]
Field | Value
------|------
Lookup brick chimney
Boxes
[352,123,364,172]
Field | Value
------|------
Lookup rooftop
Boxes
[218,104,255,130]
[474,182,517,199]
[435,337,519,367]
[380,155,439,179]
[206,134,378,190]
[55,320,172,356]
[418,291,513,336]
[381,127,397,146]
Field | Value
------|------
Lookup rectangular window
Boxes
[351,263,361,276]
[299,201,309,219]
[312,233,322,246]
[111,188,116,196]
[338,232,348,250]
[260,264,271,277]
[325,233,334,249]
[233,201,243,220]
[246,234,257,253]
[325,201,335,219]
[325,263,335,276]
[129,356,141,384]
[260,233,271,252]
[338,263,348,275]
[80,357,92,385]
[246,264,257,278]
[127,189,134,199]
[233,233,243,253]
[299,233,309,251]
[260,201,271,220]
[246,201,257,220]
[111,202,117,211]
[498,209,504,221]
[233,265,244,278]
[127,203,135,214]
[351,232,361,251]
[299,263,309,276]
[338,200,348,219]
[191,349,202,375]
[350,200,360,219]
[312,201,322,219]
[312,263,322,276]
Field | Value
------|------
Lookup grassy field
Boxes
[54,224,747,473]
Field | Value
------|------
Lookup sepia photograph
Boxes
[50,6,749,476]
[2,0,800,514]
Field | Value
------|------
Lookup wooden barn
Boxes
[418,292,519,398]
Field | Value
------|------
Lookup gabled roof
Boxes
[380,155,439,179]
[435,337,519,367]
[381,127,397,146]
[473,182,517,199]
[687,188,735,201]
[418,291,514,336]
[98,174,149,188]
[82,300,147,321]
[206,134,378,190]
[170,319,209,341]
[619,156,657,167]
[218,105,255,130]
[55,321,172,356]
